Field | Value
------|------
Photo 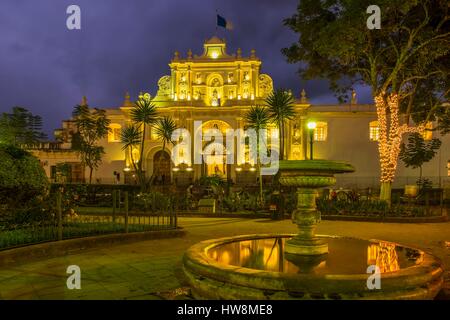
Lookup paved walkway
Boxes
[0,218,448,299]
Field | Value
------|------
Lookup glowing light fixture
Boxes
[211,51,219,59]
[307,121,317,160]
[307,121,317,130]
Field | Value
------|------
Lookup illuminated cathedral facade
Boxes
[32,37,450,189]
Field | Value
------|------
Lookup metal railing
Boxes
[0,190,177,251]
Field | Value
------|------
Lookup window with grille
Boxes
[313,122,327,141]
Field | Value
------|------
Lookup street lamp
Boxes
[307,121,317,160]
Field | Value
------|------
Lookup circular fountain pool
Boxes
[183,234,443,300]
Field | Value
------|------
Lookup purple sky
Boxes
[0,0,372,137]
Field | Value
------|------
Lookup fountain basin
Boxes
[183,234,443,300]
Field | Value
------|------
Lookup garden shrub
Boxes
[0,144,49,226]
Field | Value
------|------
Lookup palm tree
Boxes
[120,124,141,175]
[265,89,295,160]
[244,105,270,205]
[72,104,110,183]
[152,116,177,185]
[129,96,158,189]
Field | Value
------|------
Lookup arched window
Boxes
[108,124,122,142]
[369,121,379,141]
[314,122,327,141]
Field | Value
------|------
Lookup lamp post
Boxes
[307,121,317,160]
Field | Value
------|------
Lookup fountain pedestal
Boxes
[278,160,355,256]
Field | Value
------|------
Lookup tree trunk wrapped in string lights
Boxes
[376,93,425,203]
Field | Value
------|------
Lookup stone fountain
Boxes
[277,160,354,255]
[183,160,444,300]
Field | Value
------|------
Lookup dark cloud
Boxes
[0,0,372,137]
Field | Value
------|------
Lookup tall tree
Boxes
[0,107,47,147]
[245,105,271,204]
[72,103,110,184]
[265,89,296,160]
[283,0,449,202]
[129,94,158,190]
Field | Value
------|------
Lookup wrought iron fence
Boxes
[0,189,177,251]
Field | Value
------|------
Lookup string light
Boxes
[375,93,425,184]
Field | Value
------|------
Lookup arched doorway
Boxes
[153,150,171,185]
[198,120,233,180]
[203,142,228,179]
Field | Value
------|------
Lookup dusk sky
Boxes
[0,0,372,137]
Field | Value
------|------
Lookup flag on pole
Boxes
[217,14,233,30]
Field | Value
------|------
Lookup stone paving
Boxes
[0,217,448,300]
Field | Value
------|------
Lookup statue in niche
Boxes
[228,73,234,83]
[212,89,219,105]
[196,73,202,83]
[179,72,186,83]
[211,78,220,87]
[243,87,249,98]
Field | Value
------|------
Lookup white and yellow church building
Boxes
[32,37,450,189]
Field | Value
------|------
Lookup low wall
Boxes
[321,214,448,223]
[0,228,185,267]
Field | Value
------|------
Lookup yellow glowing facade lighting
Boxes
[211,51,219,59]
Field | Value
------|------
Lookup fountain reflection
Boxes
[208,237,423,275]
